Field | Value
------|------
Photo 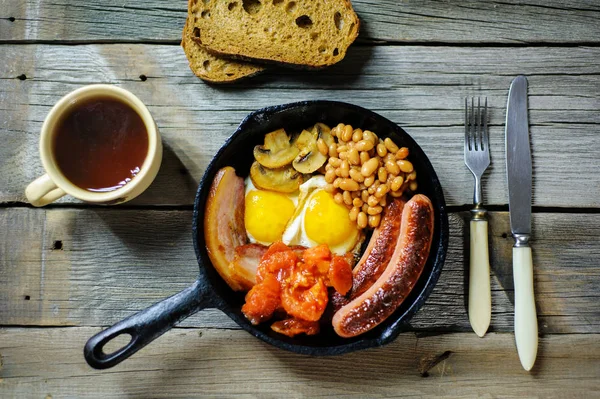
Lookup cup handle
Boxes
[25,174,66,207]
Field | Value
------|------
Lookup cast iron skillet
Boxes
[84,100,449,369]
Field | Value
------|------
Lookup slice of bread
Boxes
[189,0,359,68]
[181,17,265,83]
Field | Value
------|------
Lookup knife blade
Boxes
[505,75,538,371]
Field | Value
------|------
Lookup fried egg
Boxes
[282,176,361,255]
[244,177,298,245]
[244,175,362,255]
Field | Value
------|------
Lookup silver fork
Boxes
[464,97,491,338]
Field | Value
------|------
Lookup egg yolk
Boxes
[245,190,295,244]
[304,190,357,247]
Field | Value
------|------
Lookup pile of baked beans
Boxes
[319,123,417,229]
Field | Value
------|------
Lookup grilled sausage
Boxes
[332,194,434,338]
[330,198,406,313]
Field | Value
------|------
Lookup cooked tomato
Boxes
[282,277,328,321]
[271,318,320,337]
[302,244,331,266]
[241,241,354,332]
[241,274,281,325]
[328,255,353,295]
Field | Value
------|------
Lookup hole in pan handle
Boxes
[84,279,211,369]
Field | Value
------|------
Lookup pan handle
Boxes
[84,279,210,369]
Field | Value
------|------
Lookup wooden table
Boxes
[1,1,599,397]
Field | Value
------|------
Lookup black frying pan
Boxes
[84,101,449,369]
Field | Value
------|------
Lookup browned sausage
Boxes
[332,194,434,338]
[330,198,406,313]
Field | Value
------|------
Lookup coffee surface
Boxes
[53,97,148,192]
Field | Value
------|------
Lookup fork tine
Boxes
[470,97,475,150]
[477,97,482,151]
[465,97,469,151]
[483,97,489,152]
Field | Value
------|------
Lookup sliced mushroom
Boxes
[250,161,303,193]
[292,123,334,174]
[253,129,300,169]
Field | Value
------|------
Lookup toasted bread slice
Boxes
[181,17,265,83]
[189,0,359,68]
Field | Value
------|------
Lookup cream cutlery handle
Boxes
[513,246,538,371]
[468,220,491,337]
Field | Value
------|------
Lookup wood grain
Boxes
[2,0,600,43]
[1,44,599,207]
[1,208,598,334]
[0,327,598,398]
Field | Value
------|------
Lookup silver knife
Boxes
[505,75,538,371]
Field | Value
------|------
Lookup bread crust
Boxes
[190,0,360,68]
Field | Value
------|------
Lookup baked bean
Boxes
[407,171,417,181]
[390,190,403,198]
[361,158,379,177]
[384,153,396,164]
[349,168,365,183]
[360,151,370,165]
[337,145,348,153]
[368,214,381,228]
[384,137,399,153]
[329,157,341,167]
[379,196,387,207]
[367,205,383,216]
[353,198,363,207]
[378,167,387,183]
[348,148,360,165]
[340,160,350,177]
[343,190,353,206]
[339,152,348,161]
[367,195,379,207]
[409,181,418,191]
[391,176,404,191]
[397,160,414,173]
[352,129,363,143]
[325,169,336,183]
[333,177,342,189]
[334,192,344,204]
[325,184,335,193]
[349,206,359,222]
[356,140,374,152]
[317,138,328,155]
[357,212,368,229]
[363,130,377,143]
[367,185,375,195]
[328,143,338,158]
[361,190,369,202]
[385,159,400,175]
[325,163,333,172]
[395,147,409,160]
[335,168,343,177]
[375,184,389,198]
[342,125,353,142]
[376,143,387,157]
[362,203,369,213]
[364,175,375,187]
[339,178,359,191]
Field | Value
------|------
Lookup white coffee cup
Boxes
[25,85,162,207]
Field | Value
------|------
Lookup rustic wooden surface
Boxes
[1,0,599,398]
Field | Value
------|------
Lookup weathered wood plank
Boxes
[1,208,598,333]
[2,0,600,43]
[0,328,598,398]
[1,44,599,207]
